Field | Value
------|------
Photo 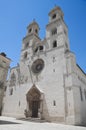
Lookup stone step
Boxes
[19,117,46,123]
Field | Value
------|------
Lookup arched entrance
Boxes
[26,85,41,118]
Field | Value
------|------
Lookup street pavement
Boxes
[0,116,86,130]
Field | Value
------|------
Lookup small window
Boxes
[24,52,28,59]
[29,28,32,33]
[53,41,57,48]
[80,87,83,101]
[19,101,21,107]
[53,100,56,106]
[51,28,57,35]
[10,88,13,95]
[52,14,56,19]
[25,42,29,49]
[53,69,55,72]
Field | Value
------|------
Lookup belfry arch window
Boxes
[35,29,38,34]
[51,28,57,35]
[29,28,32,33]
[52,14,56,19]
[53,40,57,48]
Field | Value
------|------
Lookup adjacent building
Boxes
[0,52,11,115]
[2,6,86,125]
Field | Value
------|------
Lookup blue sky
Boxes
[0,0,86,72]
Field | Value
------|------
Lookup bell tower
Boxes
[46,6,70,52]
[27,21,40,37]
[49,6,64,22]
[20,21,41,64]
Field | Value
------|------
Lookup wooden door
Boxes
[32,101,39,118]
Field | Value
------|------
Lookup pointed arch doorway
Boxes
[26,85,43,118]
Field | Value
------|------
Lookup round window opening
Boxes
[31,59,44,74]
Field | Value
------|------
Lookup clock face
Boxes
[31,59,44,74]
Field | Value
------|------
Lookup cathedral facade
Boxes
[2,6,86,125]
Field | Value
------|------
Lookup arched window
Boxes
[25,42,29,49]
[52,14,56,19]
[51,28,57,35]
[24,52,28,59]
[53,40,57,48]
